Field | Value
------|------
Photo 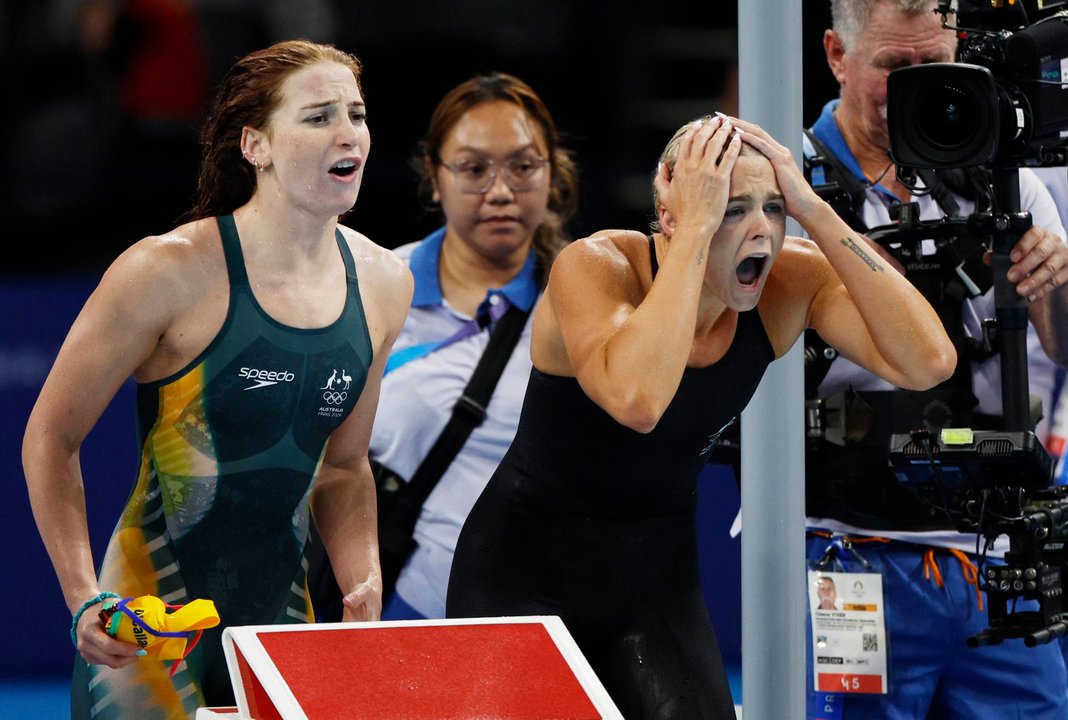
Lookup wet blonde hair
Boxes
[649,115,757,233]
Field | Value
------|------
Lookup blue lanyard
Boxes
[384,294,513,376]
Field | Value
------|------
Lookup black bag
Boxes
[306,305,530,621]
[304,461,407,623]
[371,459,418,601]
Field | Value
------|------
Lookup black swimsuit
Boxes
[447,237,775,719]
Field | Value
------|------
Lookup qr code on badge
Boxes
[862,633,878,652]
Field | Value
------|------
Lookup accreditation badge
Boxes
[808,569,887,695]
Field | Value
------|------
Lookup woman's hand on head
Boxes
[656,116,740,238]
[728,116,822,223]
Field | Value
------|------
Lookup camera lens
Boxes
[887,63,999,168]
[916,86,981,150]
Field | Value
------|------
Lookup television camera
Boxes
[887,0,1068,169]
[880,0,1068,647]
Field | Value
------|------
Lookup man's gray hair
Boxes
[831,0,953,53]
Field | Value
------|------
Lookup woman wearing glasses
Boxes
[446,114,956,718]
[308,71,578,621]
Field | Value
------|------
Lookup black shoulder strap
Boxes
[917,169,962,217]
[936,166,994,212]
[803,128,870,233]
[385,304,531,521]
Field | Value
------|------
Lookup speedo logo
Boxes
[239,366,296,390]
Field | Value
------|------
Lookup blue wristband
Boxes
[70,592,120,648]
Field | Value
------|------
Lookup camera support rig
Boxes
[964,171,1066,646]
[884,167,1065,647]
[968,483,1068,647]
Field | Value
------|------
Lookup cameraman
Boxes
[802,1,1068,718]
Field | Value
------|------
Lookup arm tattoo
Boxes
[841,237,884,272]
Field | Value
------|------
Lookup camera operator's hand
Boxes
[1001,225,1067,303]
[991,223,1068,366]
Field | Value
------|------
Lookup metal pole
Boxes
[738,1,807,717]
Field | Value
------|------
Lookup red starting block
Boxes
[197,615,622,719]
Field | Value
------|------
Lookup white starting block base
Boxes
[202,615,622,719]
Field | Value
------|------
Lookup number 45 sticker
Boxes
[815,671,883,693]
[831,674,882,693]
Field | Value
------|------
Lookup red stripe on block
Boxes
[256,623,601,719]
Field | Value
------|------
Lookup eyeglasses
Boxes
[440,154,548,194]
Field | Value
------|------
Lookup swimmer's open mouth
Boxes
[736,255,768,286]
[330,160,358,177]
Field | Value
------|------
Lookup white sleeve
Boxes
[1017,168,1067,441]
[1028,166,1068,234]
[1020,167,1067,242]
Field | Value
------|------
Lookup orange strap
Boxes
[812,533,985,611]
[923,548,984,612]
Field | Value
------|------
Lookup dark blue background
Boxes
[2,278,136,676]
